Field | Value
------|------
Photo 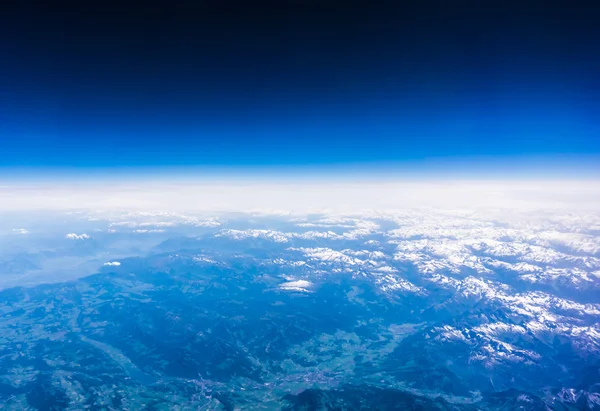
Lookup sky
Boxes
[1,1,599,173]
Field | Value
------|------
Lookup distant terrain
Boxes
[0,210,599,410]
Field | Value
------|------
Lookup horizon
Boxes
[3,154,599,213]
[2,152,600,180]
[3,173,599,213]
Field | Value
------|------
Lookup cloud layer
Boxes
[1,178,599,213]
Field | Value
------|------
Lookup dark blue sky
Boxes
[1,1,599,170]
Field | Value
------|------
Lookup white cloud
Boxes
[65,233,90,240]
[0,177,598,213]
[12,228,29,234]
[279,280,313,292]
[103,261,121,266]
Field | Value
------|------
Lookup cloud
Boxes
[12,228,29,234]
[0,177,599,213]
[103,261,121,266]
[65,233,90,240]
[279,280,313,292]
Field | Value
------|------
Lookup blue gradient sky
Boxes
[1,1,599,173]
